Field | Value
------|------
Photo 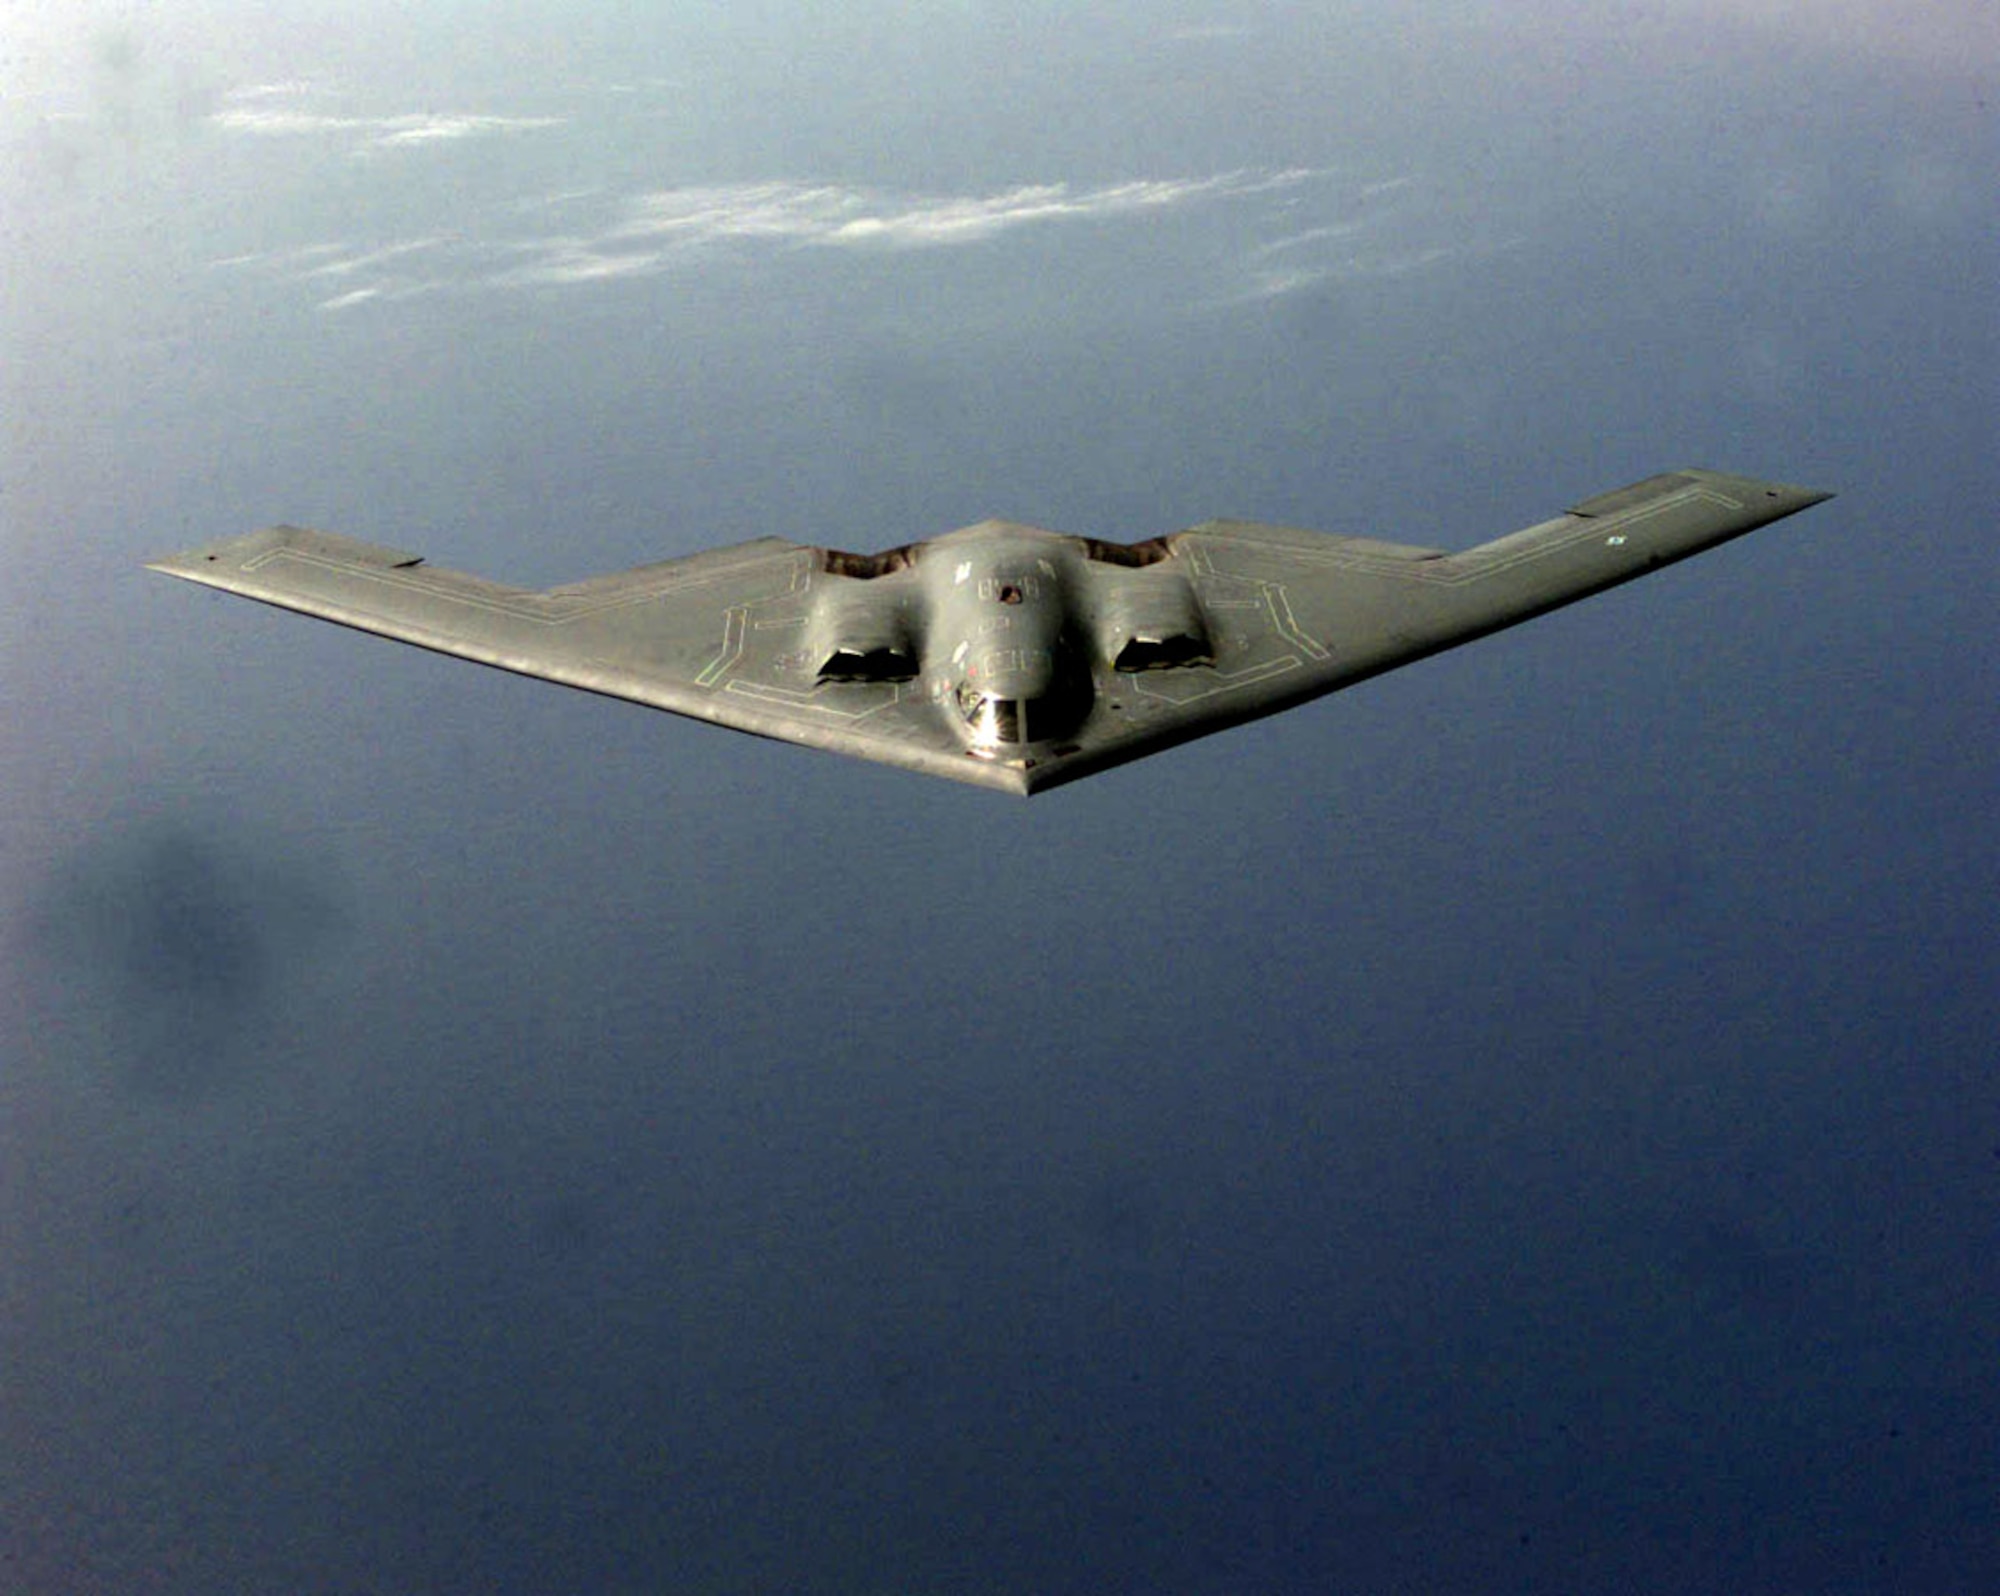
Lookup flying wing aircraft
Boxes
[148,468,1832,795]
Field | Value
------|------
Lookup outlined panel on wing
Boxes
[1019,468,1832,793]
[147,526,811,706]
[1175,468,1833,705]
[1167,521,1450,703]
[146,526,999,787]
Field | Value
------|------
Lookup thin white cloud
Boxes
[1232,237,1522,305]
[813,174,1314,247]
[228,80,316,102]
[1239,266,1332,300]
[500,243,660,286]
[372,114,566,147]
[220,167,1470,315]
[211,241,354,270]
[210,89,564,152]
[606,182,857,246]
[297,236,455,279]
[599,172,1319,256]
[1218,172,1539,304]
[512,186,609,216]
[1251,220,1375,257]
[473,173,1327,291]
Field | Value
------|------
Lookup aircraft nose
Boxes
[953,643,1093,748]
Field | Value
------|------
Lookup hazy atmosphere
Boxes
[4,2,1995,1590]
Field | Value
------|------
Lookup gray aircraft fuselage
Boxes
[821,522,1214,769]
[927,529,1102,755]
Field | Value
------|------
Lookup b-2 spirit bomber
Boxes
[149,468,1832,795]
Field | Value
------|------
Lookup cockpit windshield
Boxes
[956,682,1029,744]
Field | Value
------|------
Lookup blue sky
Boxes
[4,4,1995,1590]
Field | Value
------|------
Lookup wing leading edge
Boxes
[1093,467,1834,775]
[147,467,1832,794]
[145,524,1012,790]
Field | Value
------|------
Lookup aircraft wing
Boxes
[146,525,999,788]
[1026,467,1832,791]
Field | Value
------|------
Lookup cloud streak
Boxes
[606,172,1315,249]
[499,170,1324,285]
[209,159,1464,314]
[209,82,564,152]
[200,77,1464,313]
[212,106,566,148]
[274,172,1341,309]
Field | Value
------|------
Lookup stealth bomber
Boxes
[149,468,1832,794]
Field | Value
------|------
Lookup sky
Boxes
[3,2,1995,1591]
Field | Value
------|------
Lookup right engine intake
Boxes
[1097,570,1215,672]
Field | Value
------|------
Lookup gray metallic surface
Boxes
[148,468,1832,794]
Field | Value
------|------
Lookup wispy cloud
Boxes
[296,236,455,278]
[237,171,1338,308]
[212,235,456,310]
[211,241,355,271]
[473,172,1331,294]
[592,171,1315,255]
[1232,239,1519,305]
[1250,220,1375,256]
[209,82,564,152]
[212,106,566,148]
[1216,174,1525,303]
[227,80,317,102]
[200,73,1470,314]
[213,161,1479,315]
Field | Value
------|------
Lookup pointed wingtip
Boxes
[145,528,273,576]
[145,545,245,582]
[1769,482,1837,515]
[1683,469,1835,512]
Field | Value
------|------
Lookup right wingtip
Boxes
[1682,469,1835,512]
